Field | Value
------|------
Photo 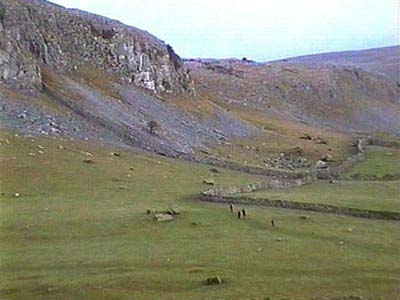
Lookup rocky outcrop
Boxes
[0,0,194,94]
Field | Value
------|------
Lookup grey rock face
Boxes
[0,0,194,94]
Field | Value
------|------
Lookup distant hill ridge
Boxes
[274,46,399,83]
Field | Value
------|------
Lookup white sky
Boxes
[50,0,399,61]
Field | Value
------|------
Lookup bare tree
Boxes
[147,120,160,135]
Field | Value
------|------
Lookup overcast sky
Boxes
[50,0,398,61]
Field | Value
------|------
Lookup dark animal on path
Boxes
[238,211,242,219]
[242,209,247,217]
[271,219,276,227]
[229,203,234,213]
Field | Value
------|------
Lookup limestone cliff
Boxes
[0,0,194,94]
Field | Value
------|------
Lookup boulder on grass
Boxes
[83,158,93,164]
[154,213,174,222]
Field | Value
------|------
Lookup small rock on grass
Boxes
[203,179,215,185]
[81,151,92,157]
[350,296,363,300]
[45,286,56,293]
[166,208,180,215]
[205,276,224,285]
[299,133,312,140]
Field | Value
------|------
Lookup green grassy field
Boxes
[0,131,399,300]
[342,146,400,178]
[245,180,399,212]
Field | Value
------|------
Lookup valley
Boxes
[0,1,398,299]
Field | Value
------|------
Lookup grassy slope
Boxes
[204,128,351,168]
[0,131,399,300]
[244,146,400,212]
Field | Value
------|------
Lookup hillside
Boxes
[0,0,399,171]
[186,58,399,134]
[275,46,399,83]
[0,0,256,160]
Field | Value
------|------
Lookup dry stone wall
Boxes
[198,139,400,220]
[200,194,400,220]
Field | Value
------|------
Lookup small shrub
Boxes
[147,120,160,135]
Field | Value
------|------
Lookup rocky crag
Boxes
[0,0,194,94]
